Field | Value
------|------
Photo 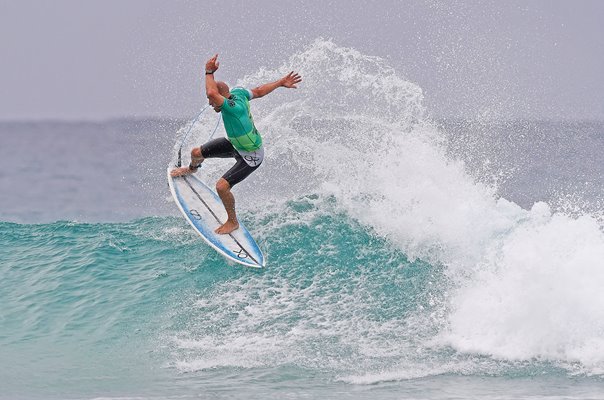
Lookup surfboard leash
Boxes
[176,106,222,168]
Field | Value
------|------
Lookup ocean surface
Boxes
[1,40,604,399]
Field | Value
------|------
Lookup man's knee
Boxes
[216,178,231,195]
[191,147,202,159]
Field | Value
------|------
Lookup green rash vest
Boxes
[220,87,262,152]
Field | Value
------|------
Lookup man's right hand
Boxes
[280,71,302,88]
[250,70,303,99]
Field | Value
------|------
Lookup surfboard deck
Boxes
[167,168,265,268]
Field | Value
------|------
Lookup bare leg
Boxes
[170,147,205,177]
[215,178,239,234]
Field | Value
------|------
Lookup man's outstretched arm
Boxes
[205,54,224,106]
[251,71,302,99]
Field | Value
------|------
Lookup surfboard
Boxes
[167,168,265,268]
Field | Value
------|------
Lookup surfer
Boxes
[170,54,302,234]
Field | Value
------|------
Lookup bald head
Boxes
[216,81,230,97]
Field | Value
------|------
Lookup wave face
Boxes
[2,39,604,398]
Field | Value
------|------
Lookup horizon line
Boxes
[1,116,604,124]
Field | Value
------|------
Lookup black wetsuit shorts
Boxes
[200,137,262,187]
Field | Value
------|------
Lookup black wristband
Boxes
[205,70,215,75]
[189,163,201,170]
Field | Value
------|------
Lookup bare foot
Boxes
[215,220,239,235]
[170,166,194,178]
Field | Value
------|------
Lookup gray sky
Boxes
[1,0,603,120]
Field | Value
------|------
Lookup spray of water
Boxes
[171,38,604,380]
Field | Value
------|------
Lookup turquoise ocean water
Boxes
[1,40,604,399]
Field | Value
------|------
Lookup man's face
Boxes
[208,97,221,113]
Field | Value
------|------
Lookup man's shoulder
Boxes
[231,87,253,100]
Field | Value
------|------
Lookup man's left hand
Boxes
[206,54,220,73]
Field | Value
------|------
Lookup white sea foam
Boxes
[442,205,604,369]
